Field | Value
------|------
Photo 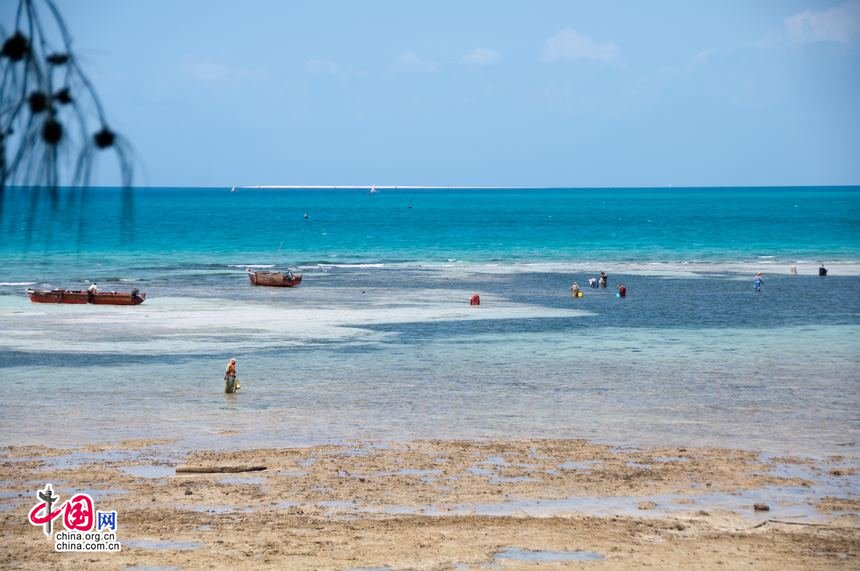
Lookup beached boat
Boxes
[26,288,146,305]
[247,270,302,287]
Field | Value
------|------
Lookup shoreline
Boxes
[4,259,859,280]
[2,437,857,569]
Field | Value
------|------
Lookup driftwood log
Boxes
[175,465,267,474]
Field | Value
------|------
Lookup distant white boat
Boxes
[230,186,237,192]
[369,185,378,194]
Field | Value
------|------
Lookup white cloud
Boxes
[180,56,268,83]
[784,1,860,45]
[392,52,439,73]
[656,48,717,80]
[305,59,365,81]
[463,48,499,65]
[691,48,716,67]
[306,59,339,75]
[539,28,620,63]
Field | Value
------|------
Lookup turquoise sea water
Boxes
[0,187,858,458]
[1,187,859,271]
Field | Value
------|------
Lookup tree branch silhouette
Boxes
[1,0,134,192]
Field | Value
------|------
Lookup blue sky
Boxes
[5,0,860,187]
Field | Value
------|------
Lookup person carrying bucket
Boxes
[224,358,240,393]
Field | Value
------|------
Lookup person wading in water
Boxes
[224,358,240,393]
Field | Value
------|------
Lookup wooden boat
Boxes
[90,290,147,305]
[27,289,88,304]
[27,288,146,305]
[247,270,302,287]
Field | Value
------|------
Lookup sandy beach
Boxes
[2,438,857,569]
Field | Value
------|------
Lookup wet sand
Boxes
[1,438,858,569]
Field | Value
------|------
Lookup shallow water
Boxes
[494,548,604,562]
[121,466,176,479]
[355,482,842,523]
[0,271,857,458]
[1,188,858,460]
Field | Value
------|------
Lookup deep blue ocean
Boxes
[0,187,858,456]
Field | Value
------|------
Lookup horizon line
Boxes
[7,184,860,190]
[234,184,860,190]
